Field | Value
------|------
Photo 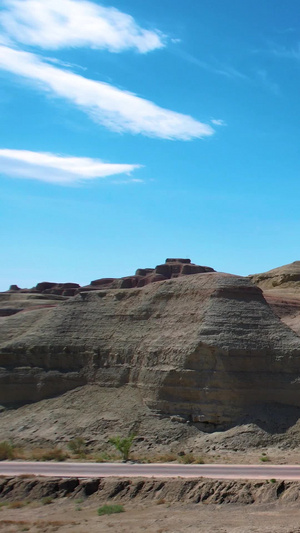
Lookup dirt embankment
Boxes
[1,476,300,506]
[4,477,300,533]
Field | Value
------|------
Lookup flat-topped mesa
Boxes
[165,258,191,264]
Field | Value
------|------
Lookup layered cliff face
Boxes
[2,270,300,426]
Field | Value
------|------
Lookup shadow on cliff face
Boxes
[187,403,300,436]
[236,403,300,434]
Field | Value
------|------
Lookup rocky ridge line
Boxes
[7,258,215,298]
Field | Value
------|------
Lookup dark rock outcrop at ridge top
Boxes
[1,258,214,320]
[6,281,81,297]
[2,269,300,426]
[5,259,215,296]
[83,258,215,291]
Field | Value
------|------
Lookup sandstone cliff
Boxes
[2,264,300,427]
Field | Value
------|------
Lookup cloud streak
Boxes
[0,0,165,53]
[176,49,248,81]
[256,69,279,96]
[0,148,141,184]
[211,119,226,126]
[271,42,300,61]
[0,46,214,140]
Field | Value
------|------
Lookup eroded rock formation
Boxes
[5,258,215,296]
[2,265,300,426]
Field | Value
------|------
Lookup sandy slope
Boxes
[2,384,300,464]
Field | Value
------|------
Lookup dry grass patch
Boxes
[30,447,68,461]
[179,453,205,464]
[0,442,14,461]
[94,452,118,463]
[152,453,178,462]
[7,501,25,509]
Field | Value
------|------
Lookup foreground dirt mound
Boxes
[2,271,300,427]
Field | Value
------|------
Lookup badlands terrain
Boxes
[2,259,300,531]
[2,258,300,459]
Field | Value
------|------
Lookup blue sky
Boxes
[1,0,300,290]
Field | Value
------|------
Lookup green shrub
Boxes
[95,452,114,463]
[0,441,14,460]
[67,437,86,456]
[41,497,53,505]
[109,435,134,461]
[260,455,271,463]
[97,504,124,516]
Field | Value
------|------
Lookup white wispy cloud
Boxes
[0,46,214,140]
[43,56,87,71]
[0,0,165,53]
[253,40,300,63]
[211,119,226,126]
[0,148,141,184]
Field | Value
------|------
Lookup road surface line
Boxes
[1,462,300,480]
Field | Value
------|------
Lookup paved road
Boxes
[1,462,300,480]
